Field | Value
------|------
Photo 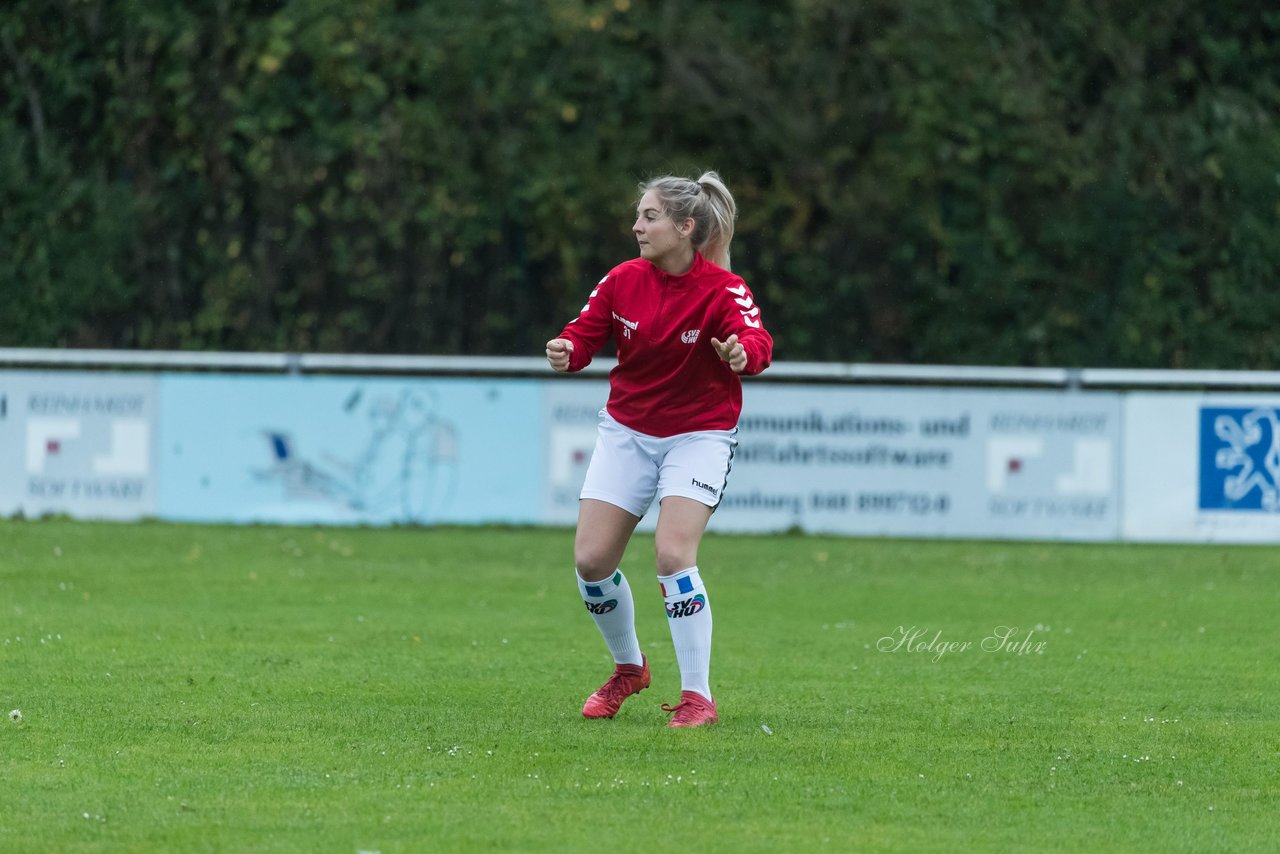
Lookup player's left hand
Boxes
[711,334,747,373]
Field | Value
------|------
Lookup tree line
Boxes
[2,0,1277,367]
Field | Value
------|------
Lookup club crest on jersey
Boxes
[681,329,700,344]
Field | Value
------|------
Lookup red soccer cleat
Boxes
[662,690,718,728]
[582,656,651,719]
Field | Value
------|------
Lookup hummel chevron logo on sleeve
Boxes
[576,279,605,315]
[726,284,761,328]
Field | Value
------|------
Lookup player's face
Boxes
[633,190,692,270]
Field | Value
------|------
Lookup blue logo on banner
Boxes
[1199,407,1280,511]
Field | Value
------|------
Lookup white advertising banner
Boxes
[541,379,614,527]
[157,375,542,526]
[1124,393,1280,542]
[0,371,159,519]
[543,382,1122,540]
[1,367,1204,544]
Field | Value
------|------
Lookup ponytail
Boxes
[640,171,738,270]
[694,172,737,270]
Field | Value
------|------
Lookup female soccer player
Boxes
[545,171,773,727]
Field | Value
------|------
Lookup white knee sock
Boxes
[660,566,712,700]
[577,569,643,666]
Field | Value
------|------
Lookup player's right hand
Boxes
[545,338,574,372]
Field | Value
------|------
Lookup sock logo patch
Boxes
[659,575,696,597]
[584,598,618,614]
[665,594,706,619]
[582,571,623,599]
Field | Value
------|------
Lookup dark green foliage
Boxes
[2,0,1277,366]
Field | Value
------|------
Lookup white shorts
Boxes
[580,410,738,518]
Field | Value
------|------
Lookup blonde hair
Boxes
[641,171,738,270]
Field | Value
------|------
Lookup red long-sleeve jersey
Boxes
[557,252,773,437]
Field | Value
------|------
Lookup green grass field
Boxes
[1,519,1276,852]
